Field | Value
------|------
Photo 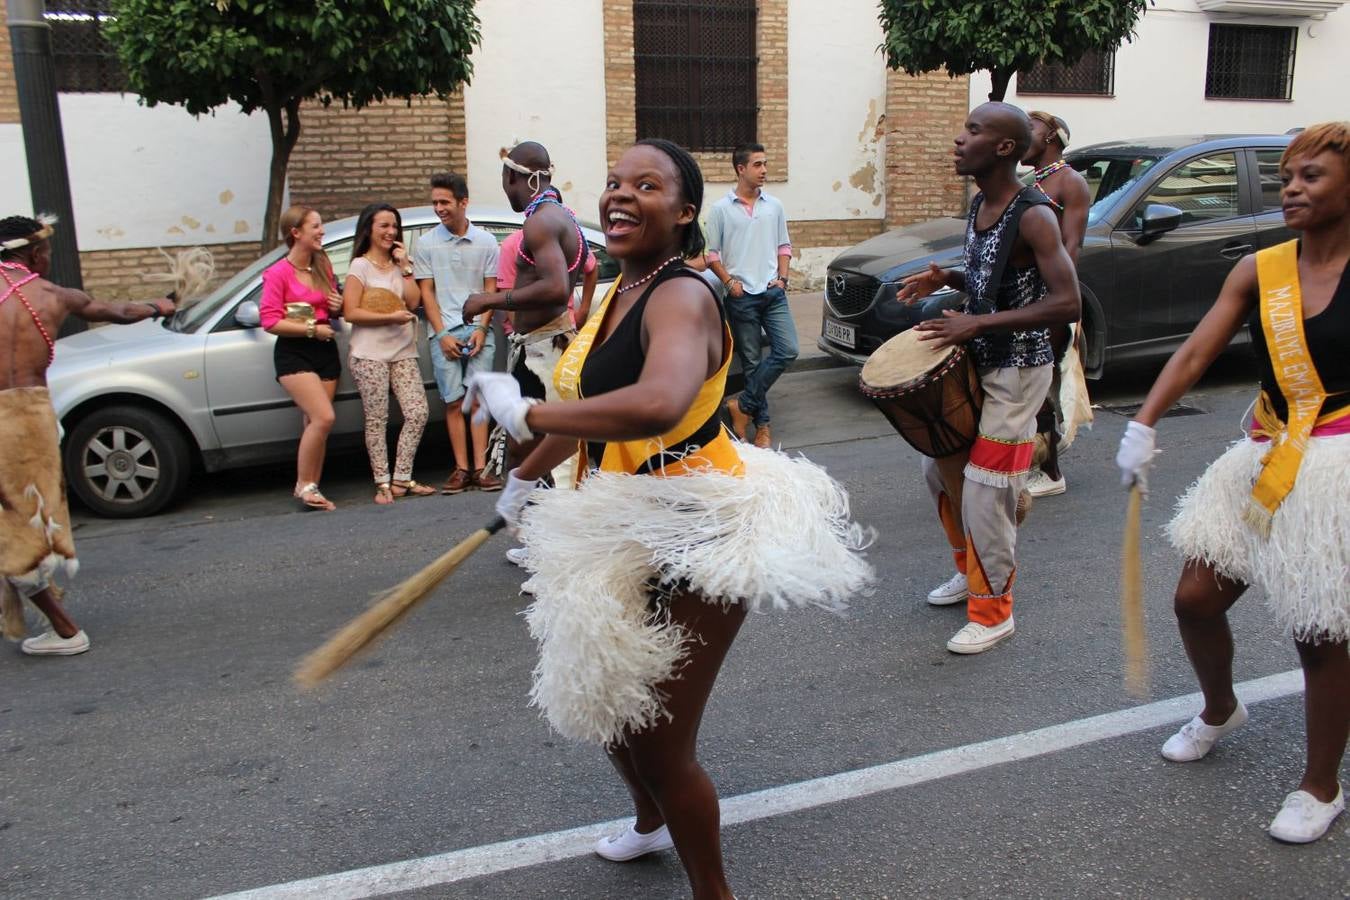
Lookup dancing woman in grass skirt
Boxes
[1117,122,1350,844]
[464,139,871,899]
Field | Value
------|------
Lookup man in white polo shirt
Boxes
[415,173,502,494]
[707,142,798,448]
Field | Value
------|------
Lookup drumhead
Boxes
[860,329,958,393]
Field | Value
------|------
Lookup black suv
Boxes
[818,134,1293,377]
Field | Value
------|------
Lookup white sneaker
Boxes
[926,572,968,606]
[20,629,90,656]
[594,822,674,861]
[1269,786,1344,843]
[1160,703,1248,762]
[1026,470,1067,498]
[946,617,1014,654]
[505,547,529,568]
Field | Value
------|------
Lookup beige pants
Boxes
[923,364,1052,625]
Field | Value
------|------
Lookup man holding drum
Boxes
[899,103,1080,654]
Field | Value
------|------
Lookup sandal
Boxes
[374,483,395,505]
[295,483,335,511]
[391,479,435,498]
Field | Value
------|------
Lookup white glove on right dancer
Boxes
[462,372,537,443]
[1116,421,1159,493]
[496,468,536,530]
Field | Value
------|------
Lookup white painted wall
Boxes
[969,0,1347,150]
[461,0,610,226]
[0,93,273,251]
[703,0,888,224]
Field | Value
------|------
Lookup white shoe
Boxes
[1026,470,1067,498]
[1269,786,1344,843]
[1160,703,1248,762]
[20,629,90,656]
[505,547,529,568]
[594,822,674,861]
[926,572,968,606]
[946,617,1014,654]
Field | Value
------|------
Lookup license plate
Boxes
[824,318,856,348]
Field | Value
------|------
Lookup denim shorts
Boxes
[430,323,496,403]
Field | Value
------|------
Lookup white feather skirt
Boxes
[517,444,874,745]
[1166,432,1350,641]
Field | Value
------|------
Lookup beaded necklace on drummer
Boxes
[617,256,682,295]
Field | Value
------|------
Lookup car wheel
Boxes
[63,406,192,518]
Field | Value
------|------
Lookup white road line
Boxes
[210,669,1304,900]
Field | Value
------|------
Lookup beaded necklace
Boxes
[616,256,683,295]
[518,189,587,273]
[1032,159,1068,184]
[0,261,55,365]
[1031,159,1068,211]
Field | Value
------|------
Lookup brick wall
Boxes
[883,68,969,228]
[288,92,468,223]
[78,242,262,303]
[789,218,884,249]
[603,0,788,180]
[0,10,19,124]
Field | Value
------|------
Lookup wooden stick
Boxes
[1121,485,1149,698]
[295,516,507,689]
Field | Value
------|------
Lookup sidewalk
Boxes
[785,289,840,374]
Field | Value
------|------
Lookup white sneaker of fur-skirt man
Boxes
[515,442,875,746]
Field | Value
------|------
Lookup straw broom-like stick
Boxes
[295,516,507,688]
[1120,485,1149,698]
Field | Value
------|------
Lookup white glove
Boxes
[1116,421,1159,493]
[495,468,536,530]
[462,372,537,443]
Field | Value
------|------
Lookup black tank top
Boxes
[579,265,725,472]
[1247,251,1350,420]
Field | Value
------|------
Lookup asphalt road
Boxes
[3,354,1346,899]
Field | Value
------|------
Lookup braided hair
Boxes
[0,215,43,261]
[636,138,706,259]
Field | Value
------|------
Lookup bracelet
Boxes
[474,323,490,335]
[503,291,514,311]
[143,302,161,320]
[306,320,316,339]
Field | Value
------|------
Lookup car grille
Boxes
[824,270,879,318]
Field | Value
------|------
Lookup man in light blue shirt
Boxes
[707,143,798,448]
[414,173,502,494]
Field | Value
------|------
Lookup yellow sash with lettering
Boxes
[554,277,743,478]
[1246,240,1328,536]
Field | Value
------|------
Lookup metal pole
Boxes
[8,0,86,333]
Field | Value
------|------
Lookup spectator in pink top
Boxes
[262,205,343,511]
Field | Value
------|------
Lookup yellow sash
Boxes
[1247,240,1328,536]
[553,276,743,478]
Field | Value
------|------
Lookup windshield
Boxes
[1071,154,1161,225]
[170,245,284,333]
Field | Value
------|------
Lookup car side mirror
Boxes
[234,300,261,328]
[1139,203,1183,240]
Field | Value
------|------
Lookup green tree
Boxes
[105,0,481,251]
[878,1,1151,103]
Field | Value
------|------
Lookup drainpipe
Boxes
[8,0,85,333]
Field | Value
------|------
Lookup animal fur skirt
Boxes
[1166,432,1349,642]
[516,444,874,746]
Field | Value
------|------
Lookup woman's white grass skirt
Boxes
[517,444,874,745]
[1166,432,1350,642]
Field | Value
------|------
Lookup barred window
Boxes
[1019,49,1115,96]
[634,0,757,152]
[1205,25,1295,101]
[46,1,126,93]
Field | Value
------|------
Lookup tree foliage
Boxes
[104,0,481,249]
[878,1,1152,102]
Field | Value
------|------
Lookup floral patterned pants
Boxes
[348,356,428,484]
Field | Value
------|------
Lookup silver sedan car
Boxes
[48,206,618,518]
